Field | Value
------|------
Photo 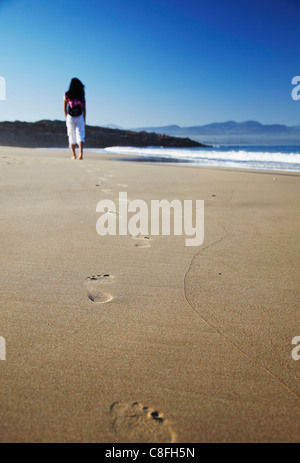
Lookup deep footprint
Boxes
[110,401,176,443]
[85,274,114,304]
[131,235,152,248]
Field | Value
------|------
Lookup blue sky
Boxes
[0,0,299,127]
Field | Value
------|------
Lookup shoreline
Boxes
[0,146,299,443]
[4,145,300,175]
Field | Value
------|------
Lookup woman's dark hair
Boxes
[66,78,85,101]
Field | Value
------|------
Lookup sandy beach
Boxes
[0,146,299,443]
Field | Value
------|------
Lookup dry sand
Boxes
[0,146,299,443]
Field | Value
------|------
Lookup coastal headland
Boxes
[0,120,208,148]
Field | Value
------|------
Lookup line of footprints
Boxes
[84,234,150,305]
[83,171,176,442]
[84,173,153,305]
[84,234,151,305]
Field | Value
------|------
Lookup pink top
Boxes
[64,93,85,110]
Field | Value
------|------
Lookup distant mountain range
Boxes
[0,120,298,148]
[131,121,300,137]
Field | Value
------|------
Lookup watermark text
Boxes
[0,336,6,361]
[0,76,6,100]
[292,336,300,361]
[291,76,300,101]
[96,193,204,247]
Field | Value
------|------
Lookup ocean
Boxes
[100,144,300,173]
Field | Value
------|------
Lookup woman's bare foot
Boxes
[79,141,84,161]
[71,144,77,160]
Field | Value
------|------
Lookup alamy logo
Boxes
[0,337,6,361]
[96,193,204,247]
[292,336,300,361]
[0,76,6,100]
[291,76,300,101]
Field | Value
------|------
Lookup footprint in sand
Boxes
[1,156,23,166]
[131,235,152,248]
[110,401,176,443]
[96,178,107,187]
[84,274,114,304]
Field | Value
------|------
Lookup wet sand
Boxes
[0,146,299,443]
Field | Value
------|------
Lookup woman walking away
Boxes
[64,78,86,160]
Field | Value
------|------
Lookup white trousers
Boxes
[66,114,85,146]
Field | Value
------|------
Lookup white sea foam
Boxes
[102,146,300,172]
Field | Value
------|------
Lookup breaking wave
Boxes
[102,145,300,172]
